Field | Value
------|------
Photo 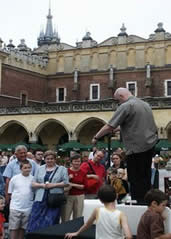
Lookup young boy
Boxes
[0,195,5,239]
[137,189,171,239]
[8,160,34,239]
[65,184,132,239]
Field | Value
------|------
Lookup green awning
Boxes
[86,140,123,150]
[29,143,47,151]
[86,141,107,150]
[0,142,45,151]
[95,141,108,149]
[0,144,14,151]
[58,141,88,151]
[13,142,29,150]
[155,139,171,151]
[0,144,7,150]
[110,140,123,150]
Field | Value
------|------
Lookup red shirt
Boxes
[68,168,87,195]
[0,212,5,235]
[80,160,106,194]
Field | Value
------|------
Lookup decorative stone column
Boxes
[145,63,152,96]
[68,131,77,141]
[73,68,79,91]
[29,132,38,143]
[145,63,152,87]
[108,65,115,89]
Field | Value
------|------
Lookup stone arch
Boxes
[34,119,69,149]
[0,120,29,144]
[165,121,171,141]
[75,117,106,144]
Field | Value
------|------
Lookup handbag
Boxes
[47,193,66,208]
[46,167,67,208]
[86,162,99,194]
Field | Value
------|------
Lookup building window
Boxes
[164,80,171,97]
[90,84,100,100]
[56,88,66,102]
[126,81,137,96]
[20,92,28,106]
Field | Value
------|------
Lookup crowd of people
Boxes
[0,145,128,238]
[0,145,170,239]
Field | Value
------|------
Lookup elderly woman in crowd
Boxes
[27,150,69,232]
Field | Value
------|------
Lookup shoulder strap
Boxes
[87,162,96,175]
[49,166,59,183]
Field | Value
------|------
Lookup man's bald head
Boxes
[114,88,132,103]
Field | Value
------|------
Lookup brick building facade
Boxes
[1,10,171,106]
[0,7,171,146]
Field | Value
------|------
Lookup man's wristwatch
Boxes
[93,136,98,140]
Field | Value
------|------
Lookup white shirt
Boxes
[88,152,94,160]
[8,173,34,212]
[96,207,124,239]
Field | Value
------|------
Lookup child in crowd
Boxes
[108,168,127,202]
[117,168,129,194]
[8,160,34,239]
[137,189,171,239]
[65,184,132,239]
[106,167,113,183]
[0,196,5,239]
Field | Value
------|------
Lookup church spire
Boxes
[37,1,61,46]
[44,0,53,40]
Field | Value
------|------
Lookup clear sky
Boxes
[0,0,171,49]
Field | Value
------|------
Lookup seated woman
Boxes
[111,152,127,180]
[27,150,69,233]
[62,154,87,222]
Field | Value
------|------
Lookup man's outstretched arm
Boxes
[92,124,120,144]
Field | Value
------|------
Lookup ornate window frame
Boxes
[90,83,100,100]
[126,81,137,96]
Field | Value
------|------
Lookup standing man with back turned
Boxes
[92,88,158,204]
